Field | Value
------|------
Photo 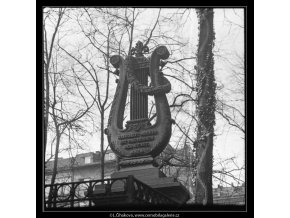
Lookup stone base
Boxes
[110,166,190,204]
[111,165,166,181]
[118,156,154,169]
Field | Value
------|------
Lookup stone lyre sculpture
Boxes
[105,41,173,169]
[105,41,189,204]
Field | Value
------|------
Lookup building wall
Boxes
[45,151,117,184]
[45,171,72,184]
[72,161,116,181]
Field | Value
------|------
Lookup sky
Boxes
[44,8,245,187]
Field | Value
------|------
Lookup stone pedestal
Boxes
[111,166,190,204]
[95,42,191,207]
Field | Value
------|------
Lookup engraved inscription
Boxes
[124,142,150,150]
[118,130,158,140]
[120,136,155,145]
[129,147,151,156]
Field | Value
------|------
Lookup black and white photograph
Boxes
[40,3,251,215]
[11,0,290,217]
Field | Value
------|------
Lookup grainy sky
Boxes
[45,8,245,187]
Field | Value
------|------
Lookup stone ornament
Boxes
[105,41,173,168]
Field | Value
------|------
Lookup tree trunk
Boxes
[50,128,60,186]
[100,111,105,182]
[44,64,49,157]
[48,123,61,206]
[43,8,64,158]
[194,8,216,205]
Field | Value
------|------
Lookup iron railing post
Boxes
[70,184,75,208]
[53,185,57,208]
[88,181,92,207]
[127,175,135,203]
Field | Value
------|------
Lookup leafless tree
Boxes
[44,9,100,206]
[43,8,66,157]
[56,8,143,180]
[216,52,245,136]
[43,8,245,206]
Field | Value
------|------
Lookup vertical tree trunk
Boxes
[100,111,105,182]
[195,8,216,205]
[48,123,61,205]
[50,128,60,187]
[44,64,49,157]
[43,9,64,158]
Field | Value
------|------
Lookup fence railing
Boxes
[44,175,176,208]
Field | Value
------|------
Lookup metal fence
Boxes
[44,175,176,208]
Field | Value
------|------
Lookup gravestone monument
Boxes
[104,41,190,204]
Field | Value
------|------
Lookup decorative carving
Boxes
[126,56,171,96]
[155,46,170,59]
[110,55,121,68]
[106,43,173,162]
[130,41,149,57]
[121,118,152,132]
